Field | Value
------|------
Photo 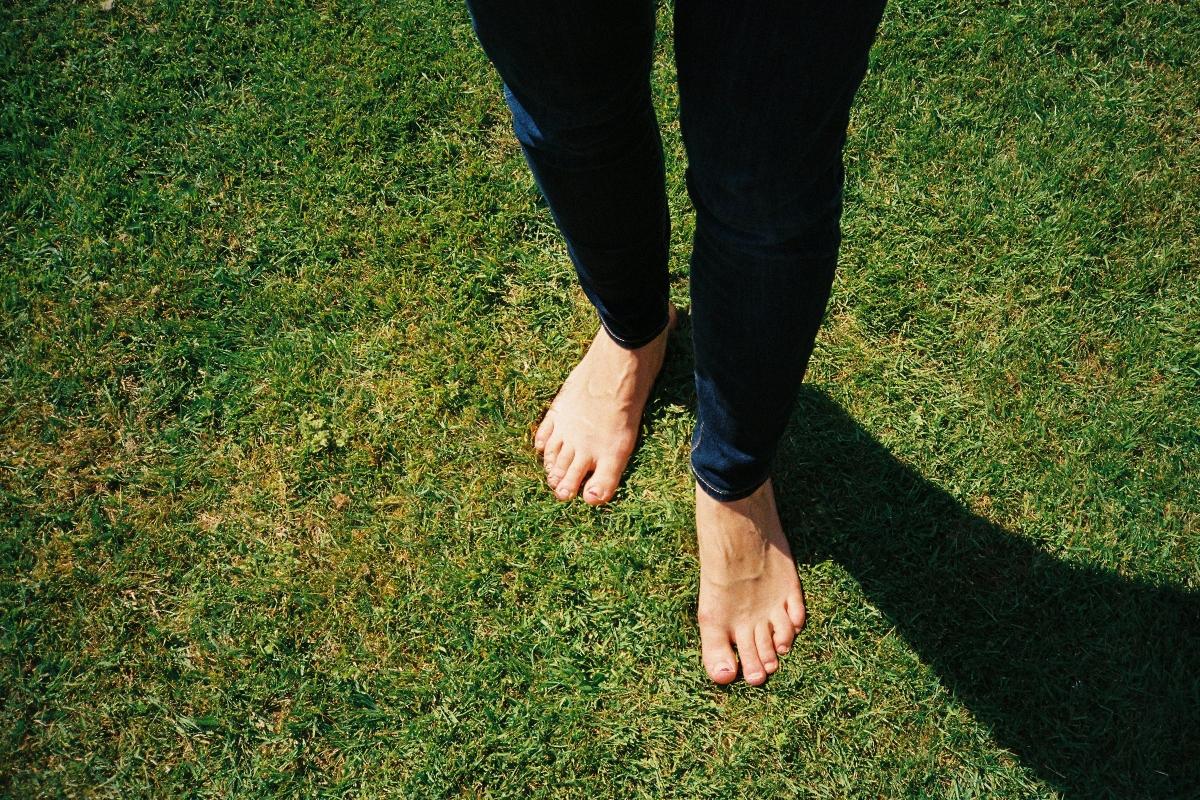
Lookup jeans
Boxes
[465,0,887,501]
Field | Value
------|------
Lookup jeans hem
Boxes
[691,461,770,503]
[598,307,671,351]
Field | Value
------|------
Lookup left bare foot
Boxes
[695,478,807,686]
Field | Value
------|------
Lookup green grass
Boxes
[2,0,1198,796]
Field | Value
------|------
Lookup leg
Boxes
[674,0,886,684]
[465,0,676,503]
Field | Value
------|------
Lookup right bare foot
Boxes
[695,478,807,686]
[533,304,677,505]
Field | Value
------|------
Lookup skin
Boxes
[694,478,806,686]
[533,305,678,505]
[533,307,807,685]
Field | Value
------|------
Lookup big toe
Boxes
[699,622,738,685]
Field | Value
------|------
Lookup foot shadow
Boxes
[769,387,1200,799]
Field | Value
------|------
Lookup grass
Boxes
[2,0,1198,796]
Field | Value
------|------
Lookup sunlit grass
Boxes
[2,0,1197,796]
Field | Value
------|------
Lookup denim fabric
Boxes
[465,0,886,500]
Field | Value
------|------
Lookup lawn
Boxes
[2,0,1198,797]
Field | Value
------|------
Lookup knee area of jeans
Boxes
[506,85,658,166]
[687,172,844,256]
[693,209,842,265]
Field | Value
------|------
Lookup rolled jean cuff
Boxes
[691,456,770,502]
[598,305,671,350]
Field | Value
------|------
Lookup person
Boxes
[464,0,887,686]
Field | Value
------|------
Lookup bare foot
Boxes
[695,478,806,686]
[533,304,677,505]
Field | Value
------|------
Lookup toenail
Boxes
[716,663,733,675]
[778,646,790,655]
[747,672,764,682]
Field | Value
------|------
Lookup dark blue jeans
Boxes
[465,0,886,501]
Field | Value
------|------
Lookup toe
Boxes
[699,620,738,685]
[786,588,807,633]
[543,434,563,474]
[547,444,573,489]
[555,454,593,501]
[534,414,555,452]
[582,456,622,505]
[755,622,779,674]
[735,628,767,686]
[771,608,796,655]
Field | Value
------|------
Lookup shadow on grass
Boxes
[648,319,1196,797]
[761,387,1200,800]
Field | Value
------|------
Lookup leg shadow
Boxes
[770,387,1199,799]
